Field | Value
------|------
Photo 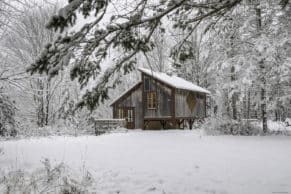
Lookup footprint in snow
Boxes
[147,187,157,191]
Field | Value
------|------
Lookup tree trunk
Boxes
[225,91,231,117]
[260,79,268,133]
[37,78,45,127]
[231,66,237,120]
[260,61,268,133]
[45,80,50,126]
[255,4,268,133]
[247,89,251,119]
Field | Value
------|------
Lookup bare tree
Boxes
[2,2,68,127]
[144,29,169,72]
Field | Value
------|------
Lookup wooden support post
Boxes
[171,88,176,129]
[144,120,150,130]
[141,73,145,130]
[160,120,166,129]
[176,119,184,129]
[188,119,194,130]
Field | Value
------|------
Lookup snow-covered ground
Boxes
[1,130,291,194]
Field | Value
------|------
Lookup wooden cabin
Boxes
[110,68,210,129]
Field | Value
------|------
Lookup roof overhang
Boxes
[109,82,142,106]
[138,67,211,94]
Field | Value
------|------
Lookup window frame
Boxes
[117,108,124,119]
[147,91,157,109]
[144,77,151,91]
[127,109,133,122]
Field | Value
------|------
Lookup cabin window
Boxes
[117,108,124,119]
[127,109,133,122]
[144,77,150,91]
[147,92,157,109]
[144,77,156,91]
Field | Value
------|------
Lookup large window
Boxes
[147,92,157,109]
[127,109,133,122]
[117,108,124,119]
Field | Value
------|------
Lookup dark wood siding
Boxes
[112,84,142,128]
[143,74,172,118]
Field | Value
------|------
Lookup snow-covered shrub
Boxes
[0,93,17,137]
[17,125,95,137]
[258,120,291,136]
[57,96,94,131]
[192,118,205,129]
[0,159,94,194]
[203,116,260,136]
[239,121,261,136]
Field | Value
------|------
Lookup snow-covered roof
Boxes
[138,67,211,94]
[110,82,142,106]
[110,68,210,106]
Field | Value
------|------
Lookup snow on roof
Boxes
[110,82,142,106]
[138,67,211,94]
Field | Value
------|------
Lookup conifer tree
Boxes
[28,0,243,111]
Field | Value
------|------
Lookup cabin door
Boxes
[125,107,135,129]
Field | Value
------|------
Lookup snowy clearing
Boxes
[1,130,291,194]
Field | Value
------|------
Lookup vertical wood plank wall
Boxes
[113,85,143,128]
[175,89,206,118]
[141,74,145,129]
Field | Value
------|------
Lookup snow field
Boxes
[1,130,291,194]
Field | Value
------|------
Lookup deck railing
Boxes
[89,119,126,135]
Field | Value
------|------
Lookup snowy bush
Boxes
[203,116,260,136]
[253,120,291,136]
[0,93,17,137]
[12,121,127,138]
[192,118,205,129]
[16,123,95,137]
[15,124,128,138]
[0,159,94,194]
